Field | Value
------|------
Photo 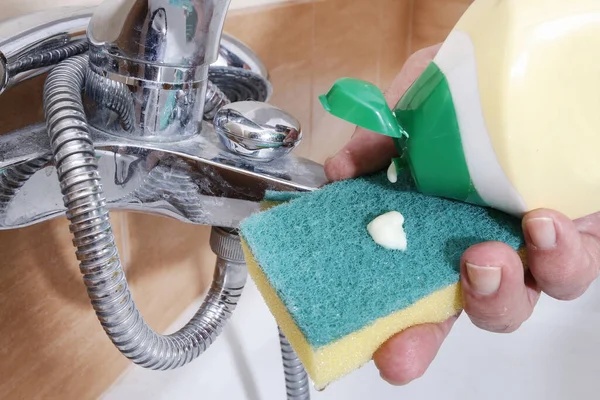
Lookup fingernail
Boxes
[466,263,501,295]
[525,217,556,250]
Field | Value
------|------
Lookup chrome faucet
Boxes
[0,2,323,399]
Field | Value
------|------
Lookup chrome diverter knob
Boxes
[213,101,302,162]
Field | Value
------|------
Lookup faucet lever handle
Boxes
[213,101,303,162]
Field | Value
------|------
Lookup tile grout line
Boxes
[407,0,416,57]
[308,0,316,158]
[376,0,383,89]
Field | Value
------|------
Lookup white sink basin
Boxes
[102,278,600,400]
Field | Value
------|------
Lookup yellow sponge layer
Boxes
[242,239,463,390]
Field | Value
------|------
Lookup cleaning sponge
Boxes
[239,171,524,389]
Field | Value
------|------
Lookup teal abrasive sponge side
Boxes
[263,190,307,202]
[239,170,525,387]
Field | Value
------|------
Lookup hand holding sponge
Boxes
[239,170,525,389]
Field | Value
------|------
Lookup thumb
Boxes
[382,44,442,106]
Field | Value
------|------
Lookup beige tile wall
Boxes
[0,0,472,398]
[1,0,102,21]
[412,0,474,51]
[225,0,414,165]
[0,0,296,21]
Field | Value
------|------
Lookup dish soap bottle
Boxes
[319,0,600,220]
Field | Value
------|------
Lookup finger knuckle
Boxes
[533,261,581,290]
[468,314,521,334]
[546,283,589,301]
[531,258,595,301]
[464,301,524,333]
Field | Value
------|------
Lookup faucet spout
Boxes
[88,0,230,69]
[86,0,233,142]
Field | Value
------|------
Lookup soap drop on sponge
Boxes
[367,211,407,250]
[386,161,397,183]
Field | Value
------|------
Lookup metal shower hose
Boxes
[43,54,246,369]
[42,54,310,399]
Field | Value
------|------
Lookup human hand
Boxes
[324,44,600,386]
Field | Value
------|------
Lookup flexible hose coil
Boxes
[42,53,311,395]
[43,54,246,370]
[279,327,311,400]
[0,154,52,219]
[8,39,89,76]
[204,80,231,121]
[208,66,271,103]
[85,68,135,131]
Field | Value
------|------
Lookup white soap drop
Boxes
[367,211,407,251]
[387,161,397,183]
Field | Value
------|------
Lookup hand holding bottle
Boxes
[325,44,600,386]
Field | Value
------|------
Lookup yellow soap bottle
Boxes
[319,0,600,220]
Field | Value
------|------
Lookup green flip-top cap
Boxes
[318,78,407,139]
